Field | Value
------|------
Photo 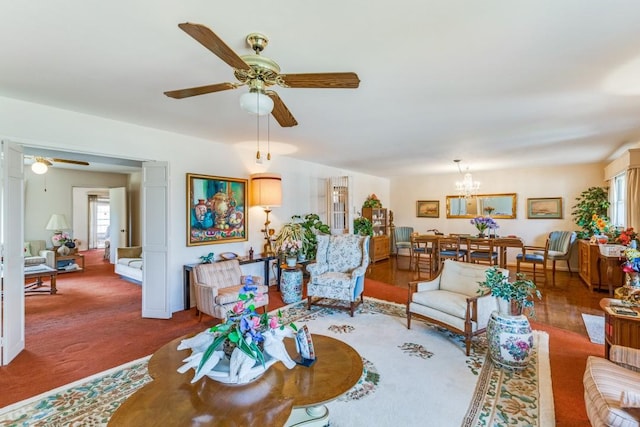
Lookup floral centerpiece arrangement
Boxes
[622,248,640,275]
[362,194,382,208]
[192,280,298,380]
[617,227,638,247]
[280,239,302,258]
[51,232,71,247]
[619,247,640,303]
[470,216,499,237]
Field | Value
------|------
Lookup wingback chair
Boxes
[192,259,268,321]
[544,231,577,284]
[407,259,503,355]
[307,234,370,316]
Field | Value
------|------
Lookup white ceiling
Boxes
[2,1,640,177]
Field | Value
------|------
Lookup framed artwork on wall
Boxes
[527,197,563,219]
[186,173,248,246]
[416,200,440,218]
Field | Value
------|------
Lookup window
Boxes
[612,172,626,227]
[327,176,352,234]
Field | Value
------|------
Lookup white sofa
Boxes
[24,240,55,268]
[115,246,142,283]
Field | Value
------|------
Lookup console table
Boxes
[55,252,85,274]
[183,254,277,311]
[109,334,363,426]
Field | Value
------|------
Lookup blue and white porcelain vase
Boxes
[486,299,533,370]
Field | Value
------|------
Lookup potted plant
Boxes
[479,267,541,370]
[571,186,610,239]
[362,194,382,208]
[291,214,330,260]
[353,217,373,237]
[273,223,304,259]
[478,267,541,317]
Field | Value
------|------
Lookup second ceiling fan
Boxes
[164,22,360,127]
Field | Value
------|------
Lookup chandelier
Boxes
[454,159,480,198]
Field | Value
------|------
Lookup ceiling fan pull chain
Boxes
[267,114,271,161]
[256,91,261,161]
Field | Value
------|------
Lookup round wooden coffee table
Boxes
[108,334,362,426]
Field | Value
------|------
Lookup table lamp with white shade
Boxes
[46,214,71,249]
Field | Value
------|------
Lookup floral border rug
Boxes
[0,297,553,426]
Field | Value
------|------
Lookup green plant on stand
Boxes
[291,214,330,260]
[571,186,610,239]
[353,217,373,237]
[478,267,542,317]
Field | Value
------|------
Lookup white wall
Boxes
[1,96,390,312]
[25,167,129,246]
[390,163,606,266]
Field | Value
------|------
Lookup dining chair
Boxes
[516,239,550,285]
[411,233,436,277]
[467,238,498,265]
[493,237,524,268]
[437,236,467,268]
[545,231,577,284]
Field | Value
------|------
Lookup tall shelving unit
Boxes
[362,207,390,262]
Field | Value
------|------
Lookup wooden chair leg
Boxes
[198,311,203,322]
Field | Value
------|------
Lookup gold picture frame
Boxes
[416,200,440,218]
[186,173,248,246]
[527,197,563,219]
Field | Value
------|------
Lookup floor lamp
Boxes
[250,173,282,256]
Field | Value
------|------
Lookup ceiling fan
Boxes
[27,156,90,174]
[164,22,361,127]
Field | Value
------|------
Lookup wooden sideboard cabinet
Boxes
[578,240,623,292]
[370,235,390,263]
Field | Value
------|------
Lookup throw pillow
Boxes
[24,242,32,257]
[620,390,640,408]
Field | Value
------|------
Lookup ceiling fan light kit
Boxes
[164,23,360,127]
[240,89,274,115]
[31,157,50,174]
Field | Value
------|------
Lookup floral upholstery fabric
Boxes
[307,234,369,302]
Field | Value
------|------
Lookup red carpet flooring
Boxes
[1,251,599,426]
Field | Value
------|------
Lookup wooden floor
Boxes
[366,254,608,336]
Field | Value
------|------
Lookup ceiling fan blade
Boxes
[178,23,251,71]
[279,72,360,89]
[52,158,90,166]
[266,92,298,127]
[164,83,239,99]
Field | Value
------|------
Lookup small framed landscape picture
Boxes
[416,200,439,218]
[527,197,563,219]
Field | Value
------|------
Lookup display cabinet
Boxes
[362,207,390,262]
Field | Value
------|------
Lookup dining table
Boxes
[411,234,524,273]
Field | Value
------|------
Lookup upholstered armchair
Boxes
[307,234,370,317]
[583,345,640,426]
[192,259,268,321]
[407,259,503,355]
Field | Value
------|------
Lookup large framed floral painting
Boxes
[187,173,248,246]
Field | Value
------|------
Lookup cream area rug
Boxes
[581,313,605,345]
[0,298,553,426]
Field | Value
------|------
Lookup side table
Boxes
[600,298,640,358]
[280,263,303,304]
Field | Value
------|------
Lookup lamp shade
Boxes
[250,173,282,208]
[45,214,71,231]
[240,91,274,116]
